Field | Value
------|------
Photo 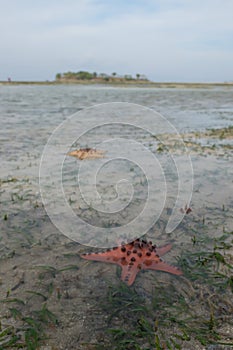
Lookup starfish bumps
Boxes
[81,239,182,286]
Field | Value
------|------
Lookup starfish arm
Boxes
[144,260,182,275]
[81,250,122,265]
[155,244,172,256]
[121,265,138,286]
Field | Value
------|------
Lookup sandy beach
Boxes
[0,85,233,349]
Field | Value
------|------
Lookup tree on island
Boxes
[124,74,133,80]
[56,73,62,80]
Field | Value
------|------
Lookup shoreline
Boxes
[1,80,233,88]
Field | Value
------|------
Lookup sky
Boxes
[0,0,233,82]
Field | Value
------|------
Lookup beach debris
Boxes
[67,148,105,160]
[81,238,182,286]
[180,204,192,214]
[11,272,25,291]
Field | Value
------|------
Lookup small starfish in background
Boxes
[81,239,182,286]
[68,148,105,160]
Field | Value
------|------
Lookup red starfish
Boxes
[81,239,182,286]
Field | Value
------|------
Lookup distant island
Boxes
[1,71,233,88]
[55,71,149,83]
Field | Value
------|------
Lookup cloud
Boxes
[0,0,232,81]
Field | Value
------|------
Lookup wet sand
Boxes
[0,126,233,349]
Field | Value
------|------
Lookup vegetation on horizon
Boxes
[55,70,149,82]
